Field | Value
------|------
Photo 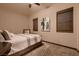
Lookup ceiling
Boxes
[0,3,53,16]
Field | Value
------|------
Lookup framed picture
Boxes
[23,29,30,34]
[41,17,50,32]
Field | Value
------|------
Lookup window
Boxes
[56,7,73,33]
[33,18,38,31]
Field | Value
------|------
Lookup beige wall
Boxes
[76,4,79,50]
[29,3,79,49]
[0,10,29,33]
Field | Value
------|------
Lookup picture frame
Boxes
[41,17,50,32]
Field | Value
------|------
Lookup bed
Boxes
[0,30,43,56]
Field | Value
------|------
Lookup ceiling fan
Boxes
[28,3,40,8]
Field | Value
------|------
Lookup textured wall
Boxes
[0,10,29,33]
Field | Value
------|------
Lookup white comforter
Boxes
[5,33,41,55]
[18,34,41,45]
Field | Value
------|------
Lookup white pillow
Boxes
[4,30,15,38]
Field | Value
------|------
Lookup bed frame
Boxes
[8,41,43,56]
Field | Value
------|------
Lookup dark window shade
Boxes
[57,7,73,33]
[33,18,38,31]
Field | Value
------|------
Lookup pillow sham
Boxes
[0,33,5,42]
[1,30,11,40]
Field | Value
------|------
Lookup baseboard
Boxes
[42,40,78,52]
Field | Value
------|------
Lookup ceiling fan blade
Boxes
[29,4,31,8]
[34,3,40,6]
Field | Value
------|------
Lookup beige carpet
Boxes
[24,42,79,56]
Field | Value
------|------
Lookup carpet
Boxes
[24,42,79,56]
